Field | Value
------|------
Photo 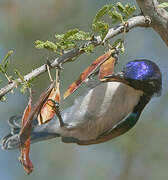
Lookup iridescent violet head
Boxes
[123,59,162,96]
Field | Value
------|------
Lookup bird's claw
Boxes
[47,99,66,127]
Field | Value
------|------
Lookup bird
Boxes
[1,59,162,149]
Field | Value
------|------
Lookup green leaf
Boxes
[55,29,91,53]
[111,10,123,22]
[108,11,118,24]
[63,29,79,40]
[0,65,5,74]
[35,40,58,52]
[70,31,91,41]
[20,85,27,94]
[81,44,94,54]
[56,29,90,41]
[116,2,125,13]
[125,5,136,16]
[125,4,131,12]
[55,29,79,41]
[20,77,35,94]
[93,5,113,24]
[2,50,13,64]
[14,69,24,82]
[0,50,13,75]
[3,60,10,72]
[158,2,168,8]
[56,41,76,50]
[55,34,64,41]
[108,4,136,23]
[92,20,109,39]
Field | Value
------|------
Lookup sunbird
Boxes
[1,59,162,149]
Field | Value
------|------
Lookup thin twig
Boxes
[46,64,53,82]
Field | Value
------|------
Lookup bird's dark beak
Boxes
[100,72,129,84]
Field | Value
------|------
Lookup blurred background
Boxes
[0,0,168,180]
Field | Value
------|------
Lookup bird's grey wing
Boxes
[75,112,139,145]
[64,95,150,145]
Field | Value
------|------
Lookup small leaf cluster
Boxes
[92,3,136,39]
[15,70,35,93]
[35,3,136,55]
[20,77,35,94]
[0,50,13,76]
[92,5,113,39]
[35,29,91,55]
[80,44,94,54]
[34,2,136,65]
[0,50,13,101]
[116,3,136,21]
[35,40,58,52]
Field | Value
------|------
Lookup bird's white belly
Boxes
[60,82,143,140]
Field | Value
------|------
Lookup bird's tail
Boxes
[1,116,60,150]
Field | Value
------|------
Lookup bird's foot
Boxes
[47,99,67,127]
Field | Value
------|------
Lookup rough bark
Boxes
[136,0,168,46]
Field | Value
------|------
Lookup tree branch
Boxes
[0,16,148,99]
[103,16,149,42]
[136,0,168,46]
